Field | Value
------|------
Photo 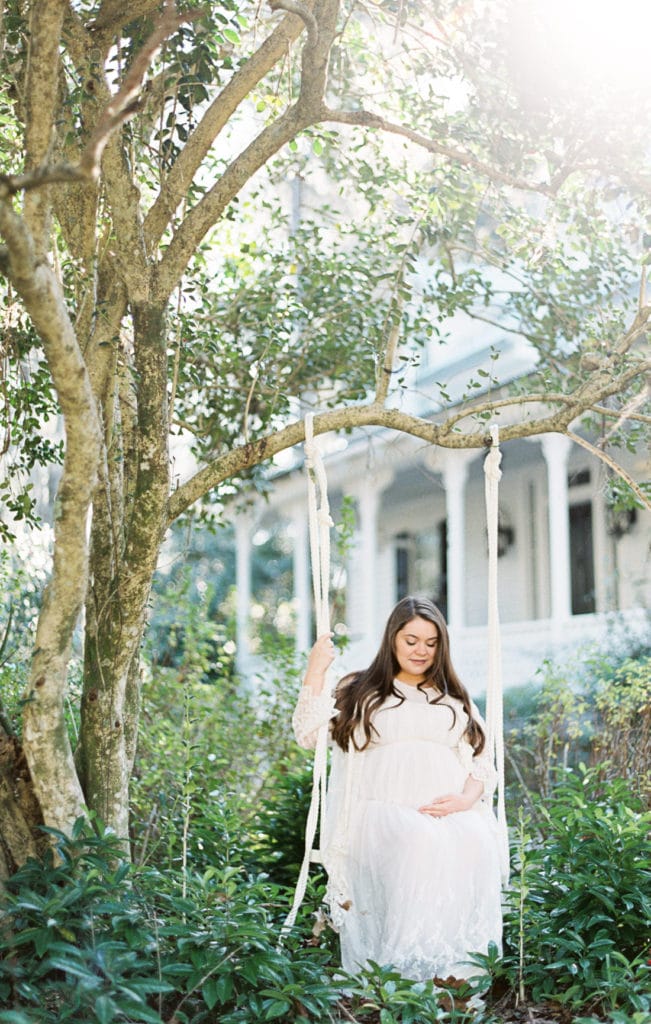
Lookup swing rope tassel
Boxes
[280,413,334,939]
[483,425,510,883]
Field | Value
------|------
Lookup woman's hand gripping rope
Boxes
[303,634,336,695]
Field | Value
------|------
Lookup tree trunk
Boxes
[0,729,46,882]
[76,301,171,841]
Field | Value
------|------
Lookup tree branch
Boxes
[592,405,651,426]
[463,308,546,348]
[153,0,340,298]
[614,304,651,356]
[600,381,651,443]
[1,1,196,201]
[321,106,558,195]
[375,214,425,406]
[89,0,163,41]
[166,348,650,524]
[438,351,649,434]
[269,0,318,46]
[81,2,201,179]
[153,105,311,300]
[60,4,199,301]
[22,0,67,249]
[567,430,651,512]
[143,8,309,248]
[166,403,584,525]
[438,391,593,431]
[0,200,100,834]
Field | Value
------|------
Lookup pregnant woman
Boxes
[292,595,503,982]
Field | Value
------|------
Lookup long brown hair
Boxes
[331,596,485,754]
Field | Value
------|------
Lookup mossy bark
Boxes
[77,302,170,842]
[0,730,46,882]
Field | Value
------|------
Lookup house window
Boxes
[569,502,596,615]
[568,468,591,487]
[395,532,412,601]
[395,523,448,617]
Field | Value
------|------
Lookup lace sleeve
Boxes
[292,686,338,750]
[458,701,498,799]
[469,746,498,794]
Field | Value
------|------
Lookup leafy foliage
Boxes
[246,751,320,887]
[131,580,304,873]
[0,544,54,734]
[174,214,430,463]
[130,593,651,1020]
[4,600,651,1021]
[3,773,650,1022]
[499,769,651,1015]
[1,7,651,1018]
[503,624,651,810]
[592,656,651,805]
[0,822,338,1024]
[0,314,63,542]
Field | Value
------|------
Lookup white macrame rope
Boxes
[281,413,334,938]
[304,414,332,638]
[483,425,510,882]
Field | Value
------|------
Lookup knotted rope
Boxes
[281,413,334,937]
[483,424,510,881]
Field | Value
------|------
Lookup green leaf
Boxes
[202,978,220,1010]
[264,1000,292,1019]
[94,996,117,1024]
[33,929,53,957]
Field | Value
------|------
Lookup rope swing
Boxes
[281,413,334,937]
[282,419,509,936]
[483,425,510,882]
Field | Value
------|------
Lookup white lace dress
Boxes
[292,680,503,981]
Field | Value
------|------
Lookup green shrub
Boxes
[592,655,651,806]
[341,962,448,1023]
[501,768,651,1015]
[0,824,169,1024]
[131,583,304,874]
[506,659,592,805]
[0,823,338,1024]
[2,777,650,1022]
[245,751,326,888]
[503,624,651,816]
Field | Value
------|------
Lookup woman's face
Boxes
[393,616,439,684]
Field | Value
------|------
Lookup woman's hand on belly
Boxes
[418,792,475,817]
[418,776,483,817]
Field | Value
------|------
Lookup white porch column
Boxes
[541,434,572,625]
[235,513,253,677]
[442,451,475,631]
[289,505,311,654]
[347,469,393,661]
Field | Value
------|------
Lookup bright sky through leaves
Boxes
[508,0,650,108]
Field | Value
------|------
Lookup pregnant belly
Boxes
[357,740,467,809]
